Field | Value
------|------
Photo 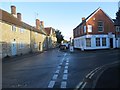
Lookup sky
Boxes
[0,2,119,40]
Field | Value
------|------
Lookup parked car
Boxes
[60,45,66,50]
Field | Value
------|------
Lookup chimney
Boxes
[17,13,21,21]
[82,17,85,21]
[36,19,40,29]
[11,5,16,15]
[40,21,44,27]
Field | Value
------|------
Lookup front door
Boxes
[11,42,17,55]
[110,38,113,48]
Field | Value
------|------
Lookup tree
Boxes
[55,30,64,43]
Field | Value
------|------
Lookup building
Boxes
[73,8,115,50]
[114,1,120,48]
[44,27,57,49]
[0,6,47,58]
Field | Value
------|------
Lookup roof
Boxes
[74,8,114,30]
[44,27,56,36]
[0,9,46,35]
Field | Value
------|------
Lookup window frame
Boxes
[102,38,106,46]
[86,38,91,47]
[88,25,92,32]
[98,21,104,32]
[96,38,100,46]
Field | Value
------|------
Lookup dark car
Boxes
[60,45,66,50]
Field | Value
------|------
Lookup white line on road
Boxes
[57,66,61,69]
[75,82,83,90]
[64,70,68,74]
[60,81,67,88]
[66,63,69,65]
[65,66,68,69]
[66,60,69,63]
[52,74,58,80]
[48,81,55,88]
[81,82,87,89]
[62,74,68,80]
[55,70,60,74]
[59,63,63,65]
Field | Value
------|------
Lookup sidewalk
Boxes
[2,51,43,63]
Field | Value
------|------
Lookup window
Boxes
[34,43,37,48]
[35,32,38,36]
[98,21,104,32]
[86,38,91,47]
[88,25,92,32]
[116,26,120,32]
[96,38,100,46]
[102,38,106,46]
[12,25,16,31]
[19,42,24,49]
[20,28,24,33]
[84,26,86,33]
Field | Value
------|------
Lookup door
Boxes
[39,42,41,51]
[110,38,113,48]
[11,42,17,55]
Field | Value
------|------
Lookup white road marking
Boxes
[52,74,58,80]
[64,70,68,74]
[66,60,69,63]
[81,82,87,89]
[63,74,68,80]
[57,66,61,69]
[55,70,60,74]
[66,63,69,65]
[48,81,55,88]
[75,82,83,89]
[59,63,63,65]
[60,81,67,88]
[65,66,68,69]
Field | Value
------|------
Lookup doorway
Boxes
[11,41,17,55]
[110,38,113,48]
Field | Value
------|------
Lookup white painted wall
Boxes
[74,34,116,50]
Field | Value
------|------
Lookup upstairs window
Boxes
[98,21,104,32]
[88,25,92,32]
[20,28,25,33]
[12,25,16,32]
[116,26,120,32]
[84,26,86,33]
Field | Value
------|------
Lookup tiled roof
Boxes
[0,9,46,35]
[44,27,56,36]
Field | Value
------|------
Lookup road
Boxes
[2,48,120,89]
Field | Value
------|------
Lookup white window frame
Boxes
[98,21,104,32]
[19,42,24,49]
[20,28,25,33]
[96,38,100,46]
[102,38,106,46]
[88,25,92,32]
[11,25,16,32]
[84,26,86,33]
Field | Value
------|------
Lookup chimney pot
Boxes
[40,21,44,27]
[11,5,16,15]
[36,19,40,29]
[17,13,21,21]
[82,17,85,21]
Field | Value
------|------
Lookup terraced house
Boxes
[73,8,116,50]
[0,5,47,58]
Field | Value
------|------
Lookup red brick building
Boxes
[73,8,116,50]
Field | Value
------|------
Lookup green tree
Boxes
[55,30,64,43]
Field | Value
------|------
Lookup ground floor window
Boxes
[102,38,106,46]
[86,38,91,47]
[96,38,100,46]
